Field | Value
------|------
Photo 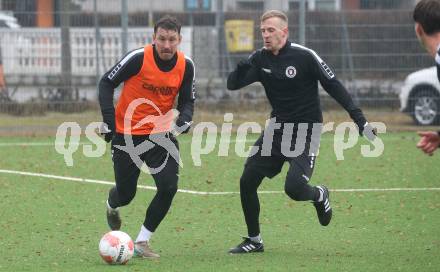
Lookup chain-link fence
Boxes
[0,0,438,135]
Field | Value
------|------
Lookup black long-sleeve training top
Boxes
[227,40,366,126]
[98,45,195,131]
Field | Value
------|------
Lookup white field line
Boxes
[0,142,74,146]
[0,136,418,147]
[1,169,439,195]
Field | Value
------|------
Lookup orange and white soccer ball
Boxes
[99,231,134,265]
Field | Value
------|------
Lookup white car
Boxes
[400,66,440,125]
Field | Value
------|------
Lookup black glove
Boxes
[357,121,377,141]
[100,118,115,143]
[104,130,113,143]
[237,59,252,71]
[174,118,192,135]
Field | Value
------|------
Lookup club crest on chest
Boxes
[285,66,297,78]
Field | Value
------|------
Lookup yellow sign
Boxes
[225,20,254,53]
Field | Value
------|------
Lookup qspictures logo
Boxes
[54,100,386,172]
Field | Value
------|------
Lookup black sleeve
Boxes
[437,63,440,83]
[226,51,260,90]
[98,48,144,130]
[310,52,367,126]
[176,58,196,125]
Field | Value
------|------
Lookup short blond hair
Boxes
[260,10,288,25]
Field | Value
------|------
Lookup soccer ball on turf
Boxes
[99,231,134,265]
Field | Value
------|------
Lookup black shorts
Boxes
[111,132,179,178]
[245,129,318,178]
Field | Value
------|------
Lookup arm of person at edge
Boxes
[415,51,440,155]
[98,48,143,142]
[310,53,376,140]
[416,131,440,156]
[174,59,196,134]
[226,51,260,90]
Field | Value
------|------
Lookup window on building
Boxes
[236,1,264,11]
[360,0,412,9]
[289,1,309,11]
[185,0,211,11]
[316,0,337,11]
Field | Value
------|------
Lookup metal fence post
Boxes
[299,0,306,46]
